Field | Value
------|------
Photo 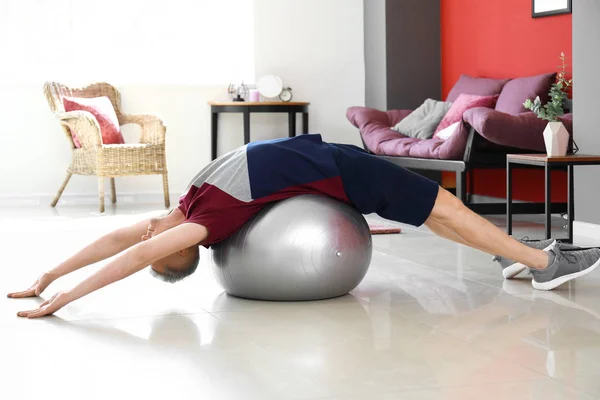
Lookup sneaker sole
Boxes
[503,240,557,279]
[532,256,600,291]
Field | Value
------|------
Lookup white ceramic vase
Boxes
[543,121,569,156]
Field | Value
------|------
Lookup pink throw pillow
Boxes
[434,94,498,139]
[63,96,124,147]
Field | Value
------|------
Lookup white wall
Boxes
[252,0,365,145]
[364,0,387,110]
[0,0,365,200]
[573,0,600,225]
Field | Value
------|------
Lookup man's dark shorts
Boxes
[328,143,439,227]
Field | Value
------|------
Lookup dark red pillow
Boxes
[63,96,124,147]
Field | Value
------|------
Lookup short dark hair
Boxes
[150,250,200,283]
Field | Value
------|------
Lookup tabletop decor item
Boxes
[279,87,293,102]
[524,52,573,156]
[228,81,249,102]
[256,75,294,102]
[249,89,260,102]
[256,74,283,99]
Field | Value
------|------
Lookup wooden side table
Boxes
[208,101,310,160]
[506,154,600,243]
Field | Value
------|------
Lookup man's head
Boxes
[143,209,201,283]
[149,245,200,283]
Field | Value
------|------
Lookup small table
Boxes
[209,101,310,160]
[506,154,600,243]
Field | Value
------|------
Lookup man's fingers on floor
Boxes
[27,309,50,318]
[7,290,35,298]
[17,309,40,317]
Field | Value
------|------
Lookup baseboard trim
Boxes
[0,192,178,207]
[574,221,600,240]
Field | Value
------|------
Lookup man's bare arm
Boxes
[7,219,151,298]
[49,219,150,278]
[16,223,208,318]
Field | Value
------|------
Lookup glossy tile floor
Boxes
[2,201,600,399]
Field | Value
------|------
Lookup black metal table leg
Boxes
[545,164,552,239]
[302,112,309,134]
[288,112,297,137]
[467,170,474,203]
[243,109,250,145]
[211,111,218,160]
[567,164,574,243]
[455,171,466,202]
[507,161,513,236]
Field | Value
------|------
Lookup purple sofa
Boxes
[347,73,573,214]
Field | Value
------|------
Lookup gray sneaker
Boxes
[493,238,557,279]
[530,246,600,290]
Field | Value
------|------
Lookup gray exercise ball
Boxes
[210,194,373,301]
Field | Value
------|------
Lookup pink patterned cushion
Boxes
[433,94,498,139]
[63,96,124,148]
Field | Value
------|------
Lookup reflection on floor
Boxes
[1,201,599,399]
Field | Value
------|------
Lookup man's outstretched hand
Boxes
[7,273,57,298]
[7,273,69,318]
[15,291,72,318]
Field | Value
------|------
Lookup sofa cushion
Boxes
[346,106,470,160]
[377,123,471,160]
[435,121,461,141]
[495,72,556,115]
[434,94,498,138]
[446,74,509,103]
[391,99,452,139]
[63,96,124,147]
[463,107,573,152]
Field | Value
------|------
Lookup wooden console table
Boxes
[208,101,310,160]
[507,153,600,243]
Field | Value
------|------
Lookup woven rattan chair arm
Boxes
[120,113,166,144]
[56,111,102,148]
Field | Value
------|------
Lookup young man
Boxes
[8,134,600,318]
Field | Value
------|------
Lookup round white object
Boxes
[256,75,283,98]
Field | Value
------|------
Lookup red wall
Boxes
[441,0,572,202]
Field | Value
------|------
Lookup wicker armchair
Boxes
[44,81,170,212]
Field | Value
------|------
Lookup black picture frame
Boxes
[532,0,572,18]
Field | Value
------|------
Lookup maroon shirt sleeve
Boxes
[178,184,263,247]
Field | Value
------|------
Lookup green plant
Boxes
[523,52,573,122]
